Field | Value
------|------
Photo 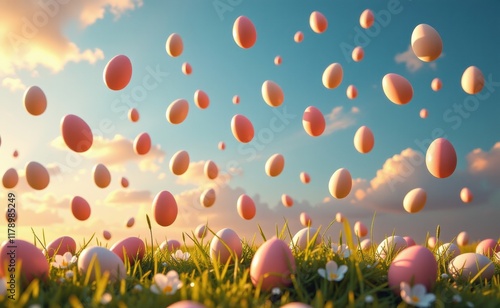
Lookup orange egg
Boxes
[13,150,18,158]
[457,231,469,246]
[128,108,140,122]
[182,62,192,75]
[152,190,178,227]
[169,150,190,175]
[93,163,111,188]
[231,114,254,143]
[359,9,374,29]
[204,160,219,179]
[261,80,284,107]
[210,228,242,263]
[351,46,364,62]
[322,63,343,89]
[382,73,413,105]
[274,55,282,65]
[194,90,210,109]
[60,114,93,153]
[166,98,189,124]
[2,168,18,188]
[232,16,257,49]
[200,188,216,208]
[346,85,358,99]
[110,237,146,264]
[425,138,457,178]
[166,33,183,57]
[420,108,428,119]
[411,24,443,62]
[25,161,50,190]
[461,66,484,94]
[103,230,111,240]
[299,172,310,184]
[71,196,91,221]
[237,194,256,220]
[302,106,325,137]
[24,85,47,116]
[46,236,76,258]
[460,187,473,203]
[328,168,352,199]
[354,221,368,237]
[121,177,129,188]
[103,54,132,91]
[133,132,151,155]
[126,217,135,227]
[431,78,442,91]
[294,31,304,43]
[354,126,374,154]
[265,153,285,177]
[335,212,345,223]
[281,194,293,207]
[218,141,226,150]
[309,11,328,33]
[232,95,240,104]
[403,188,427,213]
[299,212,312,227]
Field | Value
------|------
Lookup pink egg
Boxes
[353,126,374,154]
[354,221,368,238]
[449,253,495,280]
[210,228,242,264]
[475,239,500,257]
[425,138,457,178]
[376,235,408,260]
[359,239,372,251]
[93,163,111,188]
[290,227,322,250]
[250,237,296,291]
[78,246,126,282]
[13,150,19,158]
[182,62,192,75]
[237,194,256,220]
[103,230,112,240]
[103,54,132,91]
[121,177,129,188]
[133,132,151,155]
[169,150,190,175]
[281,194,293,207]
[232,95,240,104]
[71,196,91,221]
[359,9,374,29]
[302,106,325,137]
[411,24,443,62]
[388,245,437,294]
[60,114,93,153]
[218,141,226,150]
[126,217,135,228]
[204,160,218,179]
[110,237,146,265]
[200,188,216,208]
[457,231,469,246]
[46,236,77,258]
[2,168,18,189]
[294,31,304,43]
[403,188,427,213]
[300,212,312,227]
[25,161,50,190]
[0,239,49,285]
[329,168,352,199]
[335,212,345,223]
[168,300,206,308]
[461,66,484,94]
[420,108,428,119]
[195,224,207,239]
[351,46,364,62]
[431,78,442,91]
[166,98,189,124]
[309,11,328,33]
[403,236,416,247]
[194,90,210,109]
[427,236,438,249]
[265,153,285,177]
[152,190,178,227]
[346,85,358,100]
[382,73,413,105]
[128,108,140,122]
[166,33,183,57]
[274,55,282,65]
[24,85,47,116]
[160,239,181,251]
[322,63,343,89]
[261,80,284,107]
[232,16,257,49]
[460,187,473,203]
[281,303,312,308]
[300,172,310,184]
[231,114,254,143]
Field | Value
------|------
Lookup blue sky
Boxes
[1,1,499,246]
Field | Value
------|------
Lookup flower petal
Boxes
[325,260,338,273]
[150,285,160,294]
[337,265,348,276]
[54,255,63,265]
[412,284,427,298]
[317,268,326,279]
[153,273,168,288]
[166,270,179,280]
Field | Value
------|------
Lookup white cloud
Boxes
[395,45,439,73]
[324,106,359,135]
[2,77,26,92]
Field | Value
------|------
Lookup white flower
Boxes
[172,249,190,261]
[271,287,281,295]
[65,270,74,280]
[331,243,351,258]
[0,278,6,296]
[441,273,449,279]
[150,271,183,295]
[133,284,143,292]
[51,252,77,269]
[100,293,112,304]
[400,282,436,308]
[466,301,474,308]
[452,294,462,303]
[365,295,374,303]
[162,262,167,267]
[318,260,348,282]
